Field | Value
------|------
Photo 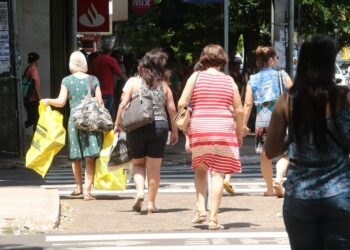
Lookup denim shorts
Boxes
[126,122,168,159]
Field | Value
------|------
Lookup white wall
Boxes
[16,0,51,136]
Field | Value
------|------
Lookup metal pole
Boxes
[11,0,25,157]
[287,0,294,78]
[224,0,229,74]
[66,0,77,55]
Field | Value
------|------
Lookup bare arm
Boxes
[30,66,41,99]
[285,75,293,89]
[163,82,179,145]
[242,84,253,134]
[42,84,68,107]
[231,78,244,146]
[265,94,288,159]
[231,79,244,135]
[95,86,104,107]
[114,79,134,132]
[178,72,198,109]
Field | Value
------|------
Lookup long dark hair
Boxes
[138,48,170,88]
[289,35,339,150]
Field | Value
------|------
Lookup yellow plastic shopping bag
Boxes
[94,131,130,190]
[26,102,66,178]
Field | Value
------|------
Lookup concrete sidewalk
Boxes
[0,187,60,232]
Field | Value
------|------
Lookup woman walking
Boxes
[42,51,103,200]
[243,46,292,196]
[265,35,350,250]
[178,44,243,230]
[114,48,178,214]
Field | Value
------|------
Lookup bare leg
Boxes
[209,171,225,229]
[194,164,208,214]
[84,157,96,200]
[71,160,83,194]
[224,174,231,183]
[274,155,288,198]
[132,158,146,212]
[260,152,275,196]
[275,155,288,183]
[132,158,146,196]
[146,157,163,212]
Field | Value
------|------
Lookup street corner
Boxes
[0,187,60,233]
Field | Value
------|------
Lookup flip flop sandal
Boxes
[273,182,285,198]
[71,189,83,196]
[83,193,96,201]
[192,211,207,224]
[223,182,235,194]
[208,221,225,230]
[132,195,144,212]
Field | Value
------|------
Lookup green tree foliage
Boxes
[297,0,350,49]
[116,0,350,69]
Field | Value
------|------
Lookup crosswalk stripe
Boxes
[46,232,288,242]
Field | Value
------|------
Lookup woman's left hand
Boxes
[170,131,179,145]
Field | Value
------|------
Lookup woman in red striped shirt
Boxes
[178,44,243,230]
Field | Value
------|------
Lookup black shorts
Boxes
[126,123,168,159]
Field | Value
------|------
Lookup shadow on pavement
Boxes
[0,168,44,187]
[220,207,252,213]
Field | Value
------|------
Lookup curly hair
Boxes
[137,48,170,88]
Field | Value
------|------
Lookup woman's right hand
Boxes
[41,99,50,106]
[241,126,250,137]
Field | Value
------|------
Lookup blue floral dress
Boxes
[62,75,102,160]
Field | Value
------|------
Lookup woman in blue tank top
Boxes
[265,35,350,250]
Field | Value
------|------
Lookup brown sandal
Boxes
[192,211,207,224]
[70,189,83,196]
[132,195,144,212]
[273,182,285,198]
[83,193,96,201]
[208,220,225,230]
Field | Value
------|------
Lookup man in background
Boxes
[90,38,128,117]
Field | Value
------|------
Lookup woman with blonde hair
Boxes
[42,51,104,200]
[178,44,243,230]
[243,46,292,197]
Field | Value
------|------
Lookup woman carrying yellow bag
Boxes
[42,51,103,201]
[26,101,66,178]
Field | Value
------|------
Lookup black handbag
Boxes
[72,76,113,132]
[121,84,154,132]
[107,132,131,171]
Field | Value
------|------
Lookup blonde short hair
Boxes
[69,51,88,73]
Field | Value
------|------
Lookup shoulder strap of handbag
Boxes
[278,70,285,95]
[188,71,200,102]
[87,75,94,97]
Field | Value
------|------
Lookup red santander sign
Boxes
[130,0,154,15]
[77,0,110,33]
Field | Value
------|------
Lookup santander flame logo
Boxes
[79,3,105,27]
